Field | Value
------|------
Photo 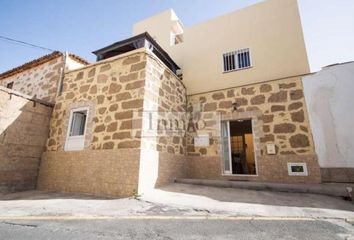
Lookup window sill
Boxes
[223,66,253,74]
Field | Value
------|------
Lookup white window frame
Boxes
[64,107,89,151]
[222,48,252,73]
[287,163,308,176]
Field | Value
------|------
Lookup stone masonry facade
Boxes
[187,77,315,157]
[0,48,324,196]
[186,77,321,183]
[0,53,87,104]
[45,50,186,153]
[0,56,64,103]
[38,49,187,197]
[0,87,52,192]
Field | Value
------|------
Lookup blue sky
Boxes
[0,0,353,73]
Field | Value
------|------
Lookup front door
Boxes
[221,119,256,175]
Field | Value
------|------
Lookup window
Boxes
[69,110,87,136]
[6,82,14,89]
[223,48,251,72]
[287,163,308,176]
[65,107,88,151]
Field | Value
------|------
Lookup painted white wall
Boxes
[302,62,354,168]
[65,55,87,71]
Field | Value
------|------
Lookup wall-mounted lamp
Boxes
[232,101,238,112]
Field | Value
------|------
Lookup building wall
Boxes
[39,49,188,196]
[0,87,52,192]
[186,76,321,183]
[302,62,354,183]
[37,149,140,197]
[134,0,310,94]
[39,50,148,197]
[138,52,187,193]
[0,55,86,104]
[46,51,147,151]
[0,56,64,103]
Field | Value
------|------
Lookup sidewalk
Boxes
[0,184,353,220]
[142,183,354,219]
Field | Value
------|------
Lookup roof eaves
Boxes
[0,51,62,80]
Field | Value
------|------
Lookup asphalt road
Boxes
[0,218,353,240]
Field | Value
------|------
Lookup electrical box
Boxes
[266,143,276,155]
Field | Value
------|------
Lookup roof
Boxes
[322,60,354,69]
[0,51,90,80]
[68,53,90,66]
[92,32,180,74]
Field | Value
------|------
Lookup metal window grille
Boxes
[223,48,251,72]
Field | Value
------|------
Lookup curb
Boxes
[175,178,353,199]
[0,215,318,221]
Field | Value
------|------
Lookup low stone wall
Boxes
[321,168,354,183]
[0,87,52,192]
[187,154,321,183]
[37,149,140,197]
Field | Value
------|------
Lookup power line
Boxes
[0,35,57,52]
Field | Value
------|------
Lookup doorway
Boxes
[221,119,256,175]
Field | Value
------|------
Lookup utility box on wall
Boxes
[266,143,276,155]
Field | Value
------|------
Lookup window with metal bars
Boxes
[223,48,251,72]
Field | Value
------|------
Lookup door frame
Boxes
[221,118,259,177]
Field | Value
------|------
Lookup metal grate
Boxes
[223,48,251,72]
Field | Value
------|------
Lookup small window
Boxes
[6,82,14,89]
[223,48,251,72]
[69,110,87,136]
[287,163,308,176]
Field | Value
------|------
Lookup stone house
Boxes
[0,52,88,191]
[1,0,351,197]
[0,51,89,103]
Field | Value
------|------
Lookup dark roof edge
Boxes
[92,32,180,71]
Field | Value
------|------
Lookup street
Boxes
[0,218,353,240]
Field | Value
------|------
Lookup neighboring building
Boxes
[302,61,354,183]
[1,0,351,196]
[0,87,52,192]
[0,52,88,192]
[0,51,89,103]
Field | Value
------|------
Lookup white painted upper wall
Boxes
[302,62,354,168]
[133,0,310,94]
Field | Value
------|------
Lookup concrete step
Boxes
[175,178,353,199]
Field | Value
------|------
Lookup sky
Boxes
[0,0,353,73]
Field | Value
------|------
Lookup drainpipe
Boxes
[57,51,68,97]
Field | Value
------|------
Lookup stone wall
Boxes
[0,56,64,103]
[0,87,52,192]
[0,55,86,104]
[141,53,187,154]
[46,51,147,151]
[138,53,187,193]
[186,76,321,183]
[39,49,188,196]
